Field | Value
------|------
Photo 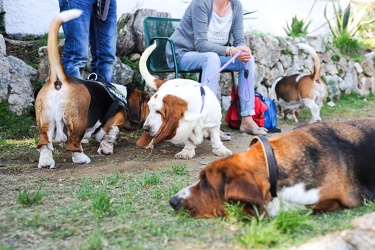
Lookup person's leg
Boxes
[178,51,221,95]
[59,0,92,79]
[220,56,267,135]
[90,0,117,83]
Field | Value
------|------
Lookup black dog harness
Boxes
[87,73,129,133]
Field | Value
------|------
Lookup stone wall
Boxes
[218,34,375,110]
[117,9,375,110]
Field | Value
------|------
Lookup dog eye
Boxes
[201,179,211,189]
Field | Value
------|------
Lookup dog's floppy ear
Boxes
[152,95,188,145]
[224,173,267,216]
[136,131,153,147]
[127,89,150,124]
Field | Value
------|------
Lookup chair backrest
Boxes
[143,17,181,73]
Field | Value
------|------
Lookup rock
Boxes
[291,212,375,250]
[0,56,36,115]
[0,34,6,56]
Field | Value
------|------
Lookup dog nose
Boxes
[169,196,181,211]
[143,124,150,133]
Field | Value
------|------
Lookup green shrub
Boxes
[284,15,311,38]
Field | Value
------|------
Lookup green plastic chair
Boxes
[142,16,236,92]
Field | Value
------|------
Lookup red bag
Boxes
[225,86,268,129]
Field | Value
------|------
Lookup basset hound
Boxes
[170,118,375,218]
[35,10,150,168]
[273,43,327,123]
[136,41,232,159]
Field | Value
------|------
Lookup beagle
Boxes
[136,42,232,159]
[274,43,327,123]
[170,119,375,218]
[34,10,149,168]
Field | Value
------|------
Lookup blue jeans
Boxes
[178,52,256,116]
[59,0,117,83]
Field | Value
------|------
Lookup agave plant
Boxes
[284,15,312,37]
[283,0,316,37]
[324,1,375,39]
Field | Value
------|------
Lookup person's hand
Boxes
[232,46,251,62]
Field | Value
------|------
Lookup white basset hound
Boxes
[136,42,232,159]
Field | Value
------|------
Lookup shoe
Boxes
[220,131,231,141]
[239,126,268,136]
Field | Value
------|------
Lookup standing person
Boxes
[165,0,267,137]
[59,0,117,83]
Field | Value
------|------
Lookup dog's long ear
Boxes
[136,131,153,147]
[127,89,150,124]
[152,95,188,145]
[224,173,267,217]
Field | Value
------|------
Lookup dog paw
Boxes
[97,140,114,155]
[38,145,56,169]
[72,152,91,164]
[213,147,232,157]
[174,149,195,160]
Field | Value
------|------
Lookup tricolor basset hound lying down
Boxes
[170,119,375,218]
[273,43,327,123]
[34,10,149,168]
[136,42,232,159]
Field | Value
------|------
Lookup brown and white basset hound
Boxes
[34,10,149,168]
[273,43,327,123]
[136,41,232,159]
[170,118,375,218]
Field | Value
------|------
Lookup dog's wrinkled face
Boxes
[142,93,188,145]
[169,154,267,218]
[143,94,164,137]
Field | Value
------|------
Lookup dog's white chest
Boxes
[267,183,320,217]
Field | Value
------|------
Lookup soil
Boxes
[0,124,295,182]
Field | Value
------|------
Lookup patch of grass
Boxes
[81,229,105,250]
[0,102,37,140]
[237,217,281,248]
[140,170,161,187]
[169,162,188,175]
[273,209,313,234]
[91,188,111,218]
[18,185,43,206]
[333,31,362,56]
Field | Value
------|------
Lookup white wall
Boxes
[3,0,364,37]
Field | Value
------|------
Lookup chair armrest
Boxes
[149,37,179,78]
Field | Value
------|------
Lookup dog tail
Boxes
[139,41,166,90]
[48,9,82,82]
[296,43,320,81]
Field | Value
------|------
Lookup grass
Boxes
[2,167,374,249]
[1,94,375,249]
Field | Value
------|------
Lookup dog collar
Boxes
[250,136,278,198]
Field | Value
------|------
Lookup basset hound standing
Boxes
[273,43,327,123]
[136,42,232,159]
[35,10,149,168]
[170,118,375,218]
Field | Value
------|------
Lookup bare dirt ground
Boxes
[0,123,294,182]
